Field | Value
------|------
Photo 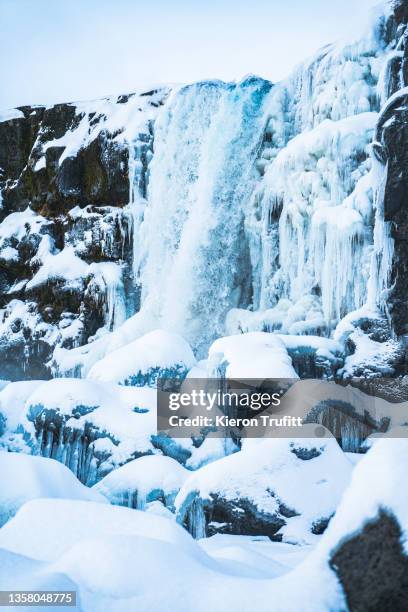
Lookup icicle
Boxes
[310,207,367,324]
[136,489,147,510]
[367,159,394,313]
[188,497,207,539]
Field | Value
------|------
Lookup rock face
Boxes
[375,3,408,339]
[0,91,166,218]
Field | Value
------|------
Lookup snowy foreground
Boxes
[0,434,407,611]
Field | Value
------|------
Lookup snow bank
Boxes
[24,378,157,481]
[0,548,78,599]
[1,433,404,612]
[0,498,200,563]
[0,452,106,527]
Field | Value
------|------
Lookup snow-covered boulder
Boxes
[0,452,106,527]
[87,329,196,386]
[175,429,352,541]
[207,332,298,379]
[23,378,157,484]
[327,432,408,610]
[93,455,189,510]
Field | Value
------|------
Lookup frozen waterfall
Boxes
[136,77,272,355]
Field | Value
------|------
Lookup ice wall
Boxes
[244,3,395,336]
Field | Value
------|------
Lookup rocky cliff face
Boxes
[0,1,407,384]
[375,1,408,339]
[0,90,167,379]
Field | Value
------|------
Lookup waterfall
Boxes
[135,77,272,356]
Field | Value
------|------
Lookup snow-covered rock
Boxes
[93,455,189,510]
[294,430,408,611]
[0,452,106,527]
[175,429,352,541]
[13,378,157,484]
[87,329,196,386]
[207,332,298,379]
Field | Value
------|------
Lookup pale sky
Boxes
[0,0,381,109]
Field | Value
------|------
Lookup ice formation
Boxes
[93,454,189,510]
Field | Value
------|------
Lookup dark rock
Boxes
[311,515,333,535]
[330,510,408,612]
[290,443,322,460]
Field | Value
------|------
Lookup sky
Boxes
[0,0,381,109]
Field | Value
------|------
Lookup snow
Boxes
[207,332,298,379]
[87,329,196,385]
[0,498,320,611]
[26,378,157,451]
[0,498,200,563]
[0,108,24,122]
[377,85,408,124]
[93,455,189,509]
[0,548,78,600]
[0,246,19,261]
[51,312,187,378]
[0,378,159,482]
[0,452,106,527]
[0,432,405,611]
[26,245,89,290]
[33,155,46,172]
